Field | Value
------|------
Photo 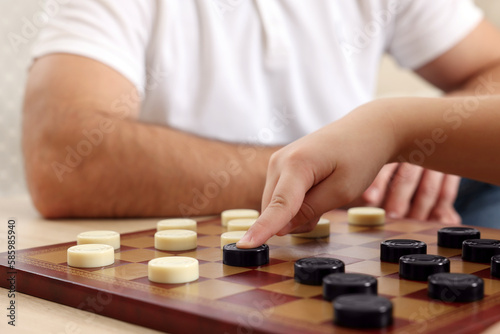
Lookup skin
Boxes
[23,20,500,220]
[237,95,500,248]
[360,20,500,224]
[23,55,277,218]
[238,20,500,248]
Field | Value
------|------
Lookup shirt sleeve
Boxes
[30,0,156,94]
[387,0,484,69]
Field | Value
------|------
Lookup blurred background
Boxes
[1,1,499,198]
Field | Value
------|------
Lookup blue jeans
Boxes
[454,178,500,229]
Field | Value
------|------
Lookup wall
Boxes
[0,1,44,196]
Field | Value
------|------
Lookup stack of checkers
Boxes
[152,219,201,284]
[68,218,203,284]
[67,231,121,268]
[67,210,272,284]
[151,218,199,283]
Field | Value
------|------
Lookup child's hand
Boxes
[237,101,397,248]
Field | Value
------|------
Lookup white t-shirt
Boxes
[32,0,482,145]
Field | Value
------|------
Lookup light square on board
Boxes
[198,262,250,279]
[99,263,148,280]
[29,249,69,264]
[449,259,490,274]
[169,279,254,300]
[391,233,437,245]
[383,222,433,233]
[359,240,383,249]
[391,297,456,320]
[260,279,322,298]
[483,278,500,295]
[266,235,311,247]
[480,228,500,240]
[313,253,364,266]
[120,236,155,248]
[268,299,332,324]
[327,246,379,260]
[346,260,399,277]
[426,245,462,258]
[116,249,171,262]
[270,247,321,262]
[256,261,295,277]
[182,247,222,262]
[196,224,224,235]
[377,277,427,297]
[353,229,404,239]
[290,240,340,255]
[197,235,221,248]
[328,233,379,246]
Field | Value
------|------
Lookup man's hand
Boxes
[361,163,461,224]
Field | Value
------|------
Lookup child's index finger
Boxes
[237,169,311,248]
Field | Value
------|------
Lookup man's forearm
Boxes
[445,62,500,97]
[23,54,279,219]
[24,108,277,218]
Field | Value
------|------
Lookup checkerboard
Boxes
[2,211,500,333]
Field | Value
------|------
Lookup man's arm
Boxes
[359,19,500,223]
[23,54,278,218]
[415,20,500,95]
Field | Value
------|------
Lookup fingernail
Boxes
[237,234,252,247]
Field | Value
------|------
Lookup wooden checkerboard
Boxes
[2,211,500,333]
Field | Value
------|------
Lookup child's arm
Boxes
[238,96,500,248]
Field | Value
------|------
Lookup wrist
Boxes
[345,99,403,167]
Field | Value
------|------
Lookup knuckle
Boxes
[418,183,440,198]
[297,201,317,223]
[269,194,289,208]
[441,181,460,200]
[386,201,408,216]
[268,194,294,220]
[268,152,282,169]
[396,163,422,182]
[285,148,308,161]
[452,213,462,225]
[293,220,316,233]
[432,206,461,224]
[269,149,311,175]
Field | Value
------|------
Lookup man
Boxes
[23,0,500,227]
